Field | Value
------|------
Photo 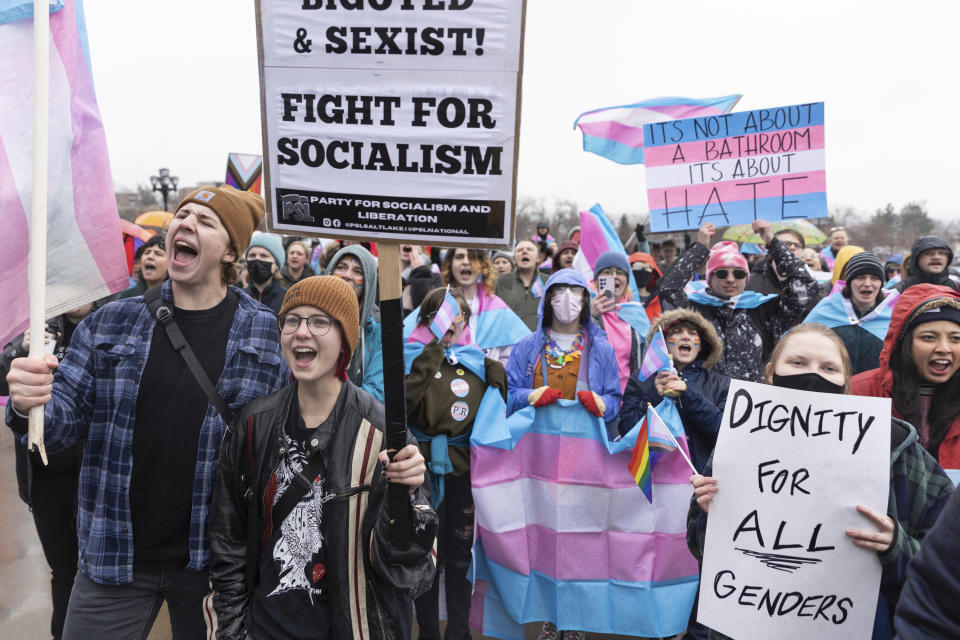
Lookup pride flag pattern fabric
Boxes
[572,203,639,298]
[404,286,529,352]
[574,95,741,165]
[470,397,698,639]
[225,152,263,194]
[639,327,671,380]
[429,288,461,341]
[0,0,129,348]
[803,288,901,341]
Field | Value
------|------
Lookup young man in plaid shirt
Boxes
[6,186,287,639]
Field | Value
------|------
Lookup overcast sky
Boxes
[84,0,957,221]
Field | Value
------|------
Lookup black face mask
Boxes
[633,269,653,288]
[773,372,844,395]
[246,259,275,285]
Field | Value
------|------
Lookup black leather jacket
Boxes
[210,381,438,640]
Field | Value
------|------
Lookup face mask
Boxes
[246,259,274,285]
[550,288,582,324]
[633,270,653,288]
[772,372,844,395]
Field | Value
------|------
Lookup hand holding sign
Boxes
[845,505,895,553]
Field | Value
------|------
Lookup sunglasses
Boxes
[713,269,748,280]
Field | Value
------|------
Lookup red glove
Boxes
[577,390,606,417]
[528,386,562,407]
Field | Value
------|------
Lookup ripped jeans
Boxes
[414,474,475,640]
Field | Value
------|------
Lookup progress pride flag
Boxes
[0,0,128,348]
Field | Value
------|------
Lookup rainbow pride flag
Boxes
[627,415,656,500]
[573,95,742,165]
[470,397,698,639]
[0,0,129,348]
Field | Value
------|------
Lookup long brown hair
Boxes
[765,324,852,393]
[441,248,496,294]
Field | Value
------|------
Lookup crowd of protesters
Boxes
[4,195,960,640]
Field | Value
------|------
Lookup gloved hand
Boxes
[528,386,562,407]
[634,223,646,242]
[577,390,606,417]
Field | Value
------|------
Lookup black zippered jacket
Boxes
[210,381,438,640]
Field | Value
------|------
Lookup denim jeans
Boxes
[63,566,213,640]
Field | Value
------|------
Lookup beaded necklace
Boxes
[543,328,584,368]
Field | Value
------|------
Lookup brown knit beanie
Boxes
[175,185,264,257]
[279,276,361,355]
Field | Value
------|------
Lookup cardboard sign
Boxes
[256,0,525,247]
[643,102,827,232]
[698,380,890,640]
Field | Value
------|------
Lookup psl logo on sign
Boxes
[281,194,314,222]
[697,380,891,640]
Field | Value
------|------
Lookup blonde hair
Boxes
[765,324,852,393]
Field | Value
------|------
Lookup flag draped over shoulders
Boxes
[0,0,128,347]
[469,398,699,639]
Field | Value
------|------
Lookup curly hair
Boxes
[441,248,496,295]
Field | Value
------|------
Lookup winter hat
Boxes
[246,231,285,269]
[279,276,361,356]
[593,251,630,277]
[831,245,864,285]
[842,251,885,283]
[176,185,264,257]
[705,241,749,282]
[492,250,514,266]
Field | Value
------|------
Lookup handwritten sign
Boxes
[698,380,890,640]
[643,102,827,232]
[256,0,525,247]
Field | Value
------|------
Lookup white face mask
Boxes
[550,288,582,324]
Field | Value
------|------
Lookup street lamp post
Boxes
[150,167,179,211]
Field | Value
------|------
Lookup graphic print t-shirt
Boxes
[248,403,338,640]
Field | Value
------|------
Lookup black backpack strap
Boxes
[144,287,234,424]
[271,453,327,532]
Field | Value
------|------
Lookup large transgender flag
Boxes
[572,203,639,297]
[0,0,128,348]
[574,95,742,165]
[470,396,699,639]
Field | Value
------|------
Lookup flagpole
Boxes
[28,0,50,465]
[647,403,696,475]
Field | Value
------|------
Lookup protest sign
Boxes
[256,0,524,247]
[698,380,890,640]
[643,102,827,232]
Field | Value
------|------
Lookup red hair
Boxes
[335,343,351,381]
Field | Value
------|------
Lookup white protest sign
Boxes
[256,0,525,247]
[698,380,891,640]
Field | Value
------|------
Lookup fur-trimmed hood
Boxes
[646,308,723,369]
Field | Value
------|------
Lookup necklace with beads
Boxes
[543,329,584,368]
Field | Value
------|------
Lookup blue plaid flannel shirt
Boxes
[6,282,288,585]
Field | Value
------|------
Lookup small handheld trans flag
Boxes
[638,327,671,380]
[648,402,697,474]
[429,287,461,341]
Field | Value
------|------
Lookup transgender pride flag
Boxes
[572,203,639,297]
[639,327,671,380]
[470,396,698,639]
[0,0,128,348]
[429,287,460,340]
[574,95,742,165]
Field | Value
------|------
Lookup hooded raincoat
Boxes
[325,246,384,402]
[851,284,960,468]
[505,270,622,430]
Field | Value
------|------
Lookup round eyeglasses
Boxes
[278,314,334,336]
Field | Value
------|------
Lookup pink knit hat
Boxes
[706,241,750,283]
